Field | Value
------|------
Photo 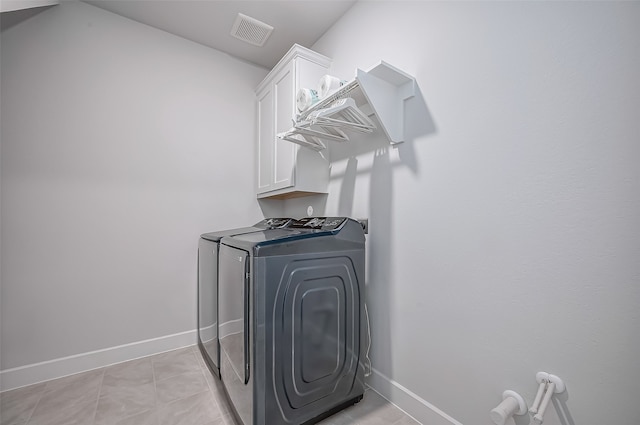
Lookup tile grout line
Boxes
[150,347,217,424]
[183,349,215,408]
[193,345,227,421]
[195,349,217,399]
[89,369,106,425]
[22,384,47,425]
[101,357,159,425]
[151,355,160,425]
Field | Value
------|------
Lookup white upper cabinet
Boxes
[256,45,331,199]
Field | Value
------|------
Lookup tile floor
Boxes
[1,345,419,425]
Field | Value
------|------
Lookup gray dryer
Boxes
[218,217,366,425]
[197,218,292,377]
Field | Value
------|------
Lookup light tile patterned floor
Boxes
[0,345,420,425]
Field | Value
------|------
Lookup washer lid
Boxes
[201,226,261,242]
[200,217,292,242]
[224,228,306,245]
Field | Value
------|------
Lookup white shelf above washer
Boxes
[281,61,417,148]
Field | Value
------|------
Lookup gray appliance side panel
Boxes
[219,245,253,425]
[255,249,365,425]
[198,238,219,374]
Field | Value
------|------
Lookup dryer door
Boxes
[266,255,362,422]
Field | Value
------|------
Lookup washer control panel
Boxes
[255,218,292,229]
[289,217,347,231]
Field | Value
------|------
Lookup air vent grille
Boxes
[230,13,274,47]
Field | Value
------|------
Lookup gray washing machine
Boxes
[218,217,366,425]
[197,218,292,377]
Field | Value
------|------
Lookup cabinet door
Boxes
[272,61,296,191]
[257,87,273,193]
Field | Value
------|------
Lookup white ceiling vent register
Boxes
[230,13,274,47]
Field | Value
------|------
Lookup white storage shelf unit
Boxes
[280,61,416,149]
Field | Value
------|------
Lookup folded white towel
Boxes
[296,88,320,112]
[318,75,346,98]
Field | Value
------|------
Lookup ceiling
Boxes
[81,0,357,69]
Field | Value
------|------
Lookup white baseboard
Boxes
[367,367,464,425]
[0,329,197,392]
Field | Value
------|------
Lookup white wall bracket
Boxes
[531,372,566,424]
[356,61,416,145]
[536,371,566,393]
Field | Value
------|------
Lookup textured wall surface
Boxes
[283,2,640,425]
[1,1,266,371]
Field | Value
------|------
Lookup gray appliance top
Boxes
[200,218,292,242]
[220,217,363,254]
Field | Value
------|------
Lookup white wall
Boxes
[285,2,640,425]
[0,0,267,386]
